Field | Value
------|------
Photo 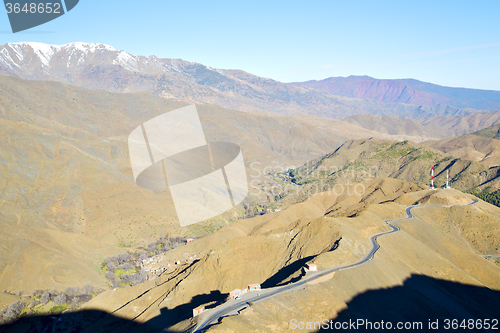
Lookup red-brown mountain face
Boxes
[290,76,500,110]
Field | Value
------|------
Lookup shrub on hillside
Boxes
[115,253,130,263]
[138,251,148,260]
[121,269,147,286]
[105,271,115,281]
[40,293,50,304]
[147,243,157,253]
[31,290,44,297]
[0,301,26,324]
[119,263,134,271]
[106,262,116,272]
[54,295,67,306]
[71,296,80,308]
[111,279,121,289]
[29,300,41,308]
[81,284,94,295]
[64,287,79,297]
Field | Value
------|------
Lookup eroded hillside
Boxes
[6,179,492,332]
[1,75,444,295]
[268,138,500,209]
[205,184,500,332]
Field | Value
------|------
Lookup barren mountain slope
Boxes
[417,109,500,136]
[423,135,500,168]
[206,188,500,332]
[343,114,446,140]
[9,179,496,332]
[0,75,438,294]
[344,109,500,139]
[269,138,500,211]
[473,122,500,139]
[0,42,477,119]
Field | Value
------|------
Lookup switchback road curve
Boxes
[190,199,479,333]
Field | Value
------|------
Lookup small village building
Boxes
[248,284,261,291]
[186,238,194,243]
[229,289,242,299]
[193,306,205,317]
[306,263,318,271]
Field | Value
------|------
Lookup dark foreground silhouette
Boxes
[2,274,499,332]
[0,290,228,333]
[316,274,500,333]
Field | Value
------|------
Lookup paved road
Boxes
[190,199,478,333]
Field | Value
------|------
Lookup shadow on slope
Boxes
[316,274,500,332]
[261,255,314,289]
[262,238,342,289]
[0,290,229,333]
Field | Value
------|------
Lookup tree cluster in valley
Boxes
[0,285,103,325]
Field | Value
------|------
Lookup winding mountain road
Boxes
[190,199,478,333]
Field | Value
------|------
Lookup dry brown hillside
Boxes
[267,138,500,211]
[418,109,500,136]
[0,75,442,295]
[342,110,500,140]
[206,184,500,332]
[343,114,446,141]
[8,178,490,332]
[423,135,500,167]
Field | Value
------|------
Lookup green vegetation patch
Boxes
[470,188,500,207]
[376,141,418,159]
[49,305,67,314]
[114,268,136,277]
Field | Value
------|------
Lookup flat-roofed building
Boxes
[306,263,318,271]
[193,306,205,317]
[229,289,242,299]
[248,284,261,291]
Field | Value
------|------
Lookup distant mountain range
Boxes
[0,42,494,119]
[346,109,500,138]
[290,75,500,110]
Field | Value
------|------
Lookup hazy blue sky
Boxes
[1,0,499,90]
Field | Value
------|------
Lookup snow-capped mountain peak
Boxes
[3,42,118,68]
